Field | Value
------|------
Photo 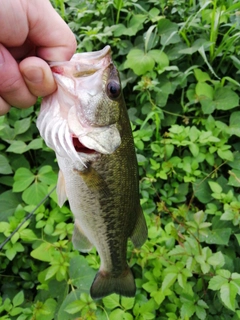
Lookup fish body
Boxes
[36,46,147,299]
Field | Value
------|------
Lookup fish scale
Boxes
[37,45,147,299]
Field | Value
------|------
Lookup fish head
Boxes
[37,46,123,168]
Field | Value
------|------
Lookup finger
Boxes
[0,44,37,108]
[26,0,77,61]
[0,0,28,46]
[0,0,76,62]
[7,39,36,61]
[19,57,57,97]
[0,97,11,116]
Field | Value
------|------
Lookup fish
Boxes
[36,45,147,299]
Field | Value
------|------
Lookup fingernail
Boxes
[23,67,44,83]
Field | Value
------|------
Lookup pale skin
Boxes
[0,0,77,115]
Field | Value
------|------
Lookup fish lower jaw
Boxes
[72,135,97,154]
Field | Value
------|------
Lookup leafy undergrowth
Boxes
[1,0,240,319]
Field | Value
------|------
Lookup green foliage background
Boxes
[1,0,240,319]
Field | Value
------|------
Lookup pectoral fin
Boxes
[130,206,148,248]
[56,170,67,207]
[72,221,93,252]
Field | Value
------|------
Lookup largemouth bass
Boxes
[36,46,147,299]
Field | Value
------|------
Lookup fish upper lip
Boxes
[49,46,112,77]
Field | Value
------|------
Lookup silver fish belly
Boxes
[36,46,147,299]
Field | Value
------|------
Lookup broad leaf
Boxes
[6,141,28,153]
[220,282,237,311]
[0,190,21,221]
[13,168,35,192]
[214,87,239,110]
[69,256,95,292]
[205,228,231,245]
[0,155,12,174]
[22,182,48,205]
[126,49,155,75]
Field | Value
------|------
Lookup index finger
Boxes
[0,0,76,62]
[26,0,77,61]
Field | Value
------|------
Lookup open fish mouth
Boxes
[72,135,96,154]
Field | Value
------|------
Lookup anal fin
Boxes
[130,206,148,248]
[72,220,93,253]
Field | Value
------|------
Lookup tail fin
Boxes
[90,268,136,300]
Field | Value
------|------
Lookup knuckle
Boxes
[0,75,23,94]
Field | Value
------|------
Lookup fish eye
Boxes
[106,81,121,100]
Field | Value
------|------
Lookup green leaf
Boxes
[180,302,195,319]
[22,182,48,205]
[0,155,12,174]
[126,49,155,75]
[152,290,165,305]
[13,291,24,307]
[196,82,214,99]
[10,307,23,316]
[206,228,231,245]
[194,68,211,82]
[161,273,177,292]
[0,221,9,233]
[193,179,212,204]
[228,169,240,187]
[20,229,38,242]
[5,246,17,260]
[64,300,83,314]
[27,138,43,150]
[208,181,222,194]
[127,15,146,36]
[158,19,180,46]
[217,148,234,161]
[13,168,35,192]
[195,305,207,320]
[109,308,125,320]
[220,282,237,311]
[179,38,208,55]
[235,234,240,246]
[103,294,120,310]
[217,269,231,278]
[228,111,240,137]
[209,275,228,290]
[6,141,27,153]
[69,256,95,292]
[189,143,199,157]
[45,265,60,281]
[31,242,53,262]
[148,50,169,70]
[121,296,135,310]
[38,165,57,185]
[113,0,123,10]
[207,251,225,267]
[57,289,83,320]
[0,190,21,221]
[14,118,31,135]
[214,87,239,110]
[142,281,158,293]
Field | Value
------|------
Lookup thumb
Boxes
[19,57,57,97]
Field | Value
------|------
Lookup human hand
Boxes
[0,0,77,115]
